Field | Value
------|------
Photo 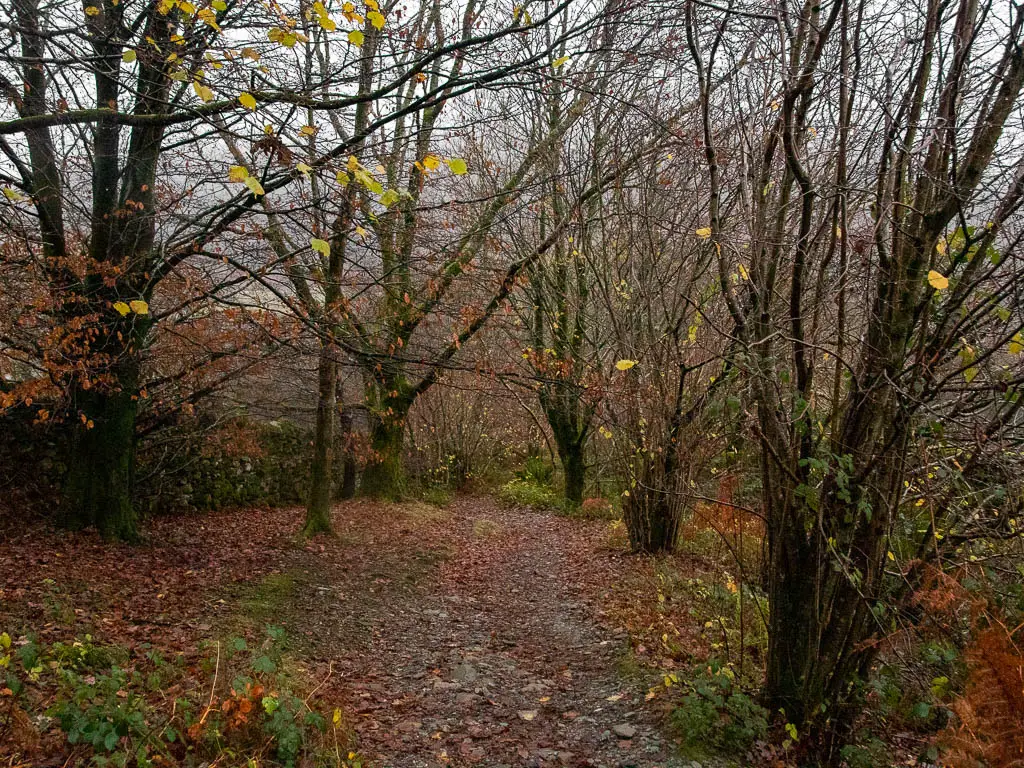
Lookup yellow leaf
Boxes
[447,158,468,175]
[512,5,532,23]
[336,170,350,186]
[113,301,131,316]
[239,92,257,110]
[319,16,336,30]
[1010,333,1023,355]
[299,124,316,136]
[367,10,385,28]
[129,300,149,315]
[927,270,949,290]
[296,162,312,175]
[333,708,342,725]
[355,225,368,237]
[348,29,364,46]
[228,165,249,183]
[738,264,749,280]
[615,359,637,371]
[552,55,570,68]
[193,82,214,102]
[244,176,265,197]
[122,50,137,63]
[361,175,382,194]
[211,0,227,9]
[422,154,441,171]
[268,27,297,46]
[311,238,330,256]
[695,226,712,239]
[2,187,25,201]
[197,7,219,29]
[364,0,378,9]
[84,5,100,15]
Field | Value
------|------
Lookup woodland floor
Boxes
[0,496,729,767]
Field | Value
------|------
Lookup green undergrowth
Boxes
[669,659,770,761]
[497,477,563,510]
[418,485,453,508]
[0,627,363,767]
[496,457,622,519]
[497,479,620,520]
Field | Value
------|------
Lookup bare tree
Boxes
[686,0,1024,757]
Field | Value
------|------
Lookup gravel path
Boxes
[296,497,686,768]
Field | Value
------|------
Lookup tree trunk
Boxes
[338,407,357,500]
[760,448,893,764]
[303,344,336,536]
[558,440,585,506]
[623,490,681,553]
[360,415,407,500]
[62,365,139,541]
[763,523,879,763]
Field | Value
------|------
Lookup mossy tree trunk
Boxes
[63,355,141,541]
[359,372,411,499]
[303,342,337,535]
[552,426,586,506]
[60,268,152,541]
[360,414,408,500]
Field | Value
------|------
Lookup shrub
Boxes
[419,485,453,507]
[518,455,555,486]
[578,497,617,520]
[621,458,685,553]
[498,478,561,510]
[670,660,769,757]
[1,627,351,767]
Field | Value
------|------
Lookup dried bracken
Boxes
[942,622,1024,768]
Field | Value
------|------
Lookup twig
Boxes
[197,641,220,727]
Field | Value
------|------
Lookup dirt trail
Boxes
[286,497,685,768]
